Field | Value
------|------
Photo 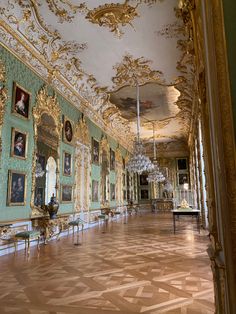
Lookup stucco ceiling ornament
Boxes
[0,1,133,151]
[171,1,195,140]
[155,21,185,39]
[112,53,165,88]
[82,1,140,38]
[45,0,86,23]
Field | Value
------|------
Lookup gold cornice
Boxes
[0,25,132,152]
[0,3,133,152]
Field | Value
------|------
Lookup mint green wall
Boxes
[222,1,236,136]
[88,120,128,209]
[0,45,129,221]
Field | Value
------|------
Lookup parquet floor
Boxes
[0,212,215,314]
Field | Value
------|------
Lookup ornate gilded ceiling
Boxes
[0,0,194,153]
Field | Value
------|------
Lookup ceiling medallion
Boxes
[112,54,165,88]
[84,1,140,38]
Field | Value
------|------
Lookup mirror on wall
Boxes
[34,113,59,207]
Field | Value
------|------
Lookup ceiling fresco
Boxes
[110,82,180,141]
[0,0,194,153]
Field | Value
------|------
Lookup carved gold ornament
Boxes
[155,21,185,39]
[74,116,90,148]
[0,0,87,78]
[46,0,85,23]
[0,58,7,168]
[0,1,132,152]
[84,1,139,38]
[31,86,62,217]
[112,54,164,88]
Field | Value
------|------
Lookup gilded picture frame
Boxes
[11,127,28,160]
[92,138,100,164]
[177,173,189,185]
[92,180,99,202]
[61,184,73,203]
[12,82,31,120]
[63,151,72,176]
[110,148,115,170]
[7,170,27,206]
[63,116,74,145]
[176,157,188,171]
[140,189,149,200]
[110,183,115,201]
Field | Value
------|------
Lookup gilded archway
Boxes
[31,86,61,216]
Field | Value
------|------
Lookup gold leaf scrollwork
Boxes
[46,0,86,23]
[112,53,164,88]
[74,115,90,147]
[85,1,140,38]
[0,58,7,168]
[31,86,62,216]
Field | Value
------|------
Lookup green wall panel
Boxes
[0,45,130,221]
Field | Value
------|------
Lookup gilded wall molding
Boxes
[31,86,62,217]
[0,2,133,152]
[0,58,7,168]
[74,116,90,148]
[100,135,110,208]
[115,147,123,205]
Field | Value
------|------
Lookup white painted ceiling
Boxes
[1,0,188,146]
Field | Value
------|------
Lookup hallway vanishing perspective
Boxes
[0,213,214,314]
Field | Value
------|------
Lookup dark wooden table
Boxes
[171,209,200,234]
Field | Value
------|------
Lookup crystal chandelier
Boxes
[147,125,166,183]
[127,83,154,175]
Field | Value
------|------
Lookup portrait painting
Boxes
[34,187,44,206]
[177,158,188,171]
[7,170,27,206]
[11,128,28,159]
[178,173,189,185]
[110,149,115,170]
[139,174,148,185]
[110,183,115,201]
[140,189,149,200]
[12,82,30,119]
[63,118,73,144]
[61,185,73,203]
[92,180,99,202]
[63,151,72,176]
[92,138,99,164]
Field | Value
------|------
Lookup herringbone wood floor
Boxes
[0,212,214,313]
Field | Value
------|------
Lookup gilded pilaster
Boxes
[74,117,91,213]
[0,59,7,169]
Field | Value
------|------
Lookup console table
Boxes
[32,216,69,244]
[172,209,200,234]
